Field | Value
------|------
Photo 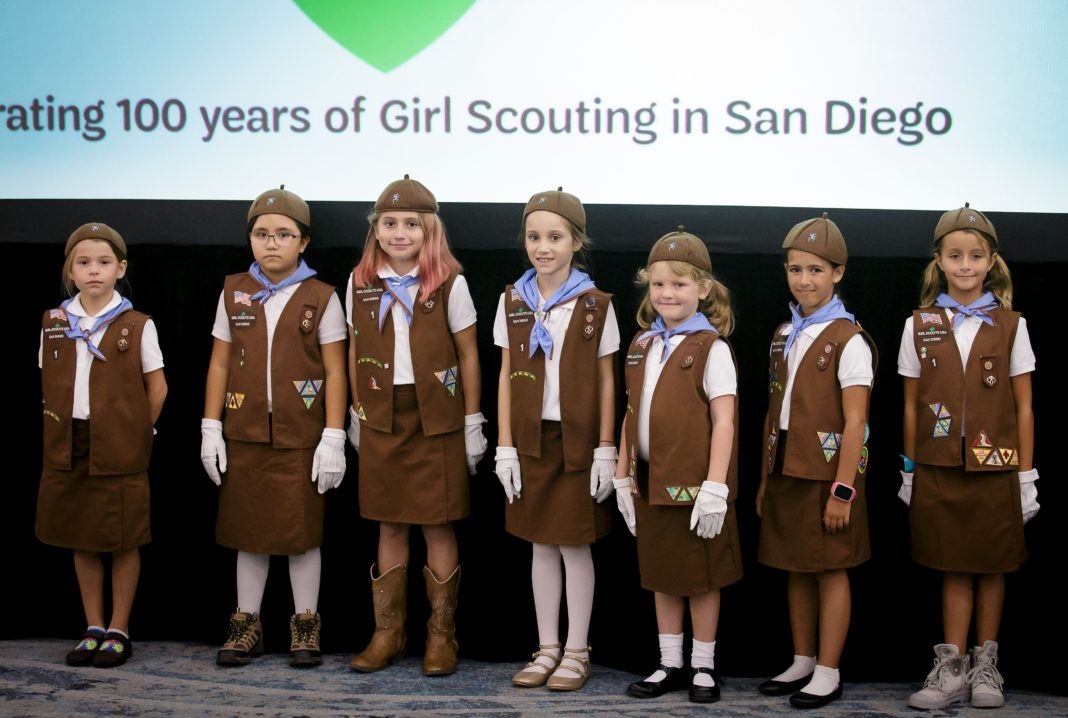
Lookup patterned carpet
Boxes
[1,641,1065,717]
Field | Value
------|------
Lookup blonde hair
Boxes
[635,259,734,336]
[919,229,1012,309]
[62,238,127,297]
[353,211,462,302]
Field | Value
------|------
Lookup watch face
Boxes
[832,483,854,501]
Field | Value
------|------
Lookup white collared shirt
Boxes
[493,292,621,421]
[637,335,736,461]
[778,320,873,430]
[344,270,477,386]
[213,282,347,409]
[897,311,1035,377]
[38,292,164,420]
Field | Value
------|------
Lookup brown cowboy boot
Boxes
[423,565,460,676]
[349,564,407,672]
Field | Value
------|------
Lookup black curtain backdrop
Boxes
[4,199,1064,694]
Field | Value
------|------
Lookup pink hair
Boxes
[352,212,463,301]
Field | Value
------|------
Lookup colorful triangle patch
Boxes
[928,402,942,417]
[823,449,838,463]
[998,448,1014,464]
[972,448,992,464]
[933,418,951,437]
[666,486,681,501]
[293,379,323,409]
[973,430,992,448]
[225,392,245,409]
[1009,450,1019,466]
[985,450,1004,467]
[356,404,366,421]
[434,366,458,397]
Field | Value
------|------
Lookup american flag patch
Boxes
[920,313,942,325]
[510,288,521,302]
[233,291,252,307]
[50,309,67,320]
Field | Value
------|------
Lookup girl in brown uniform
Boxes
[898,205,1037,711]
[756,214,875,709]
[201,187,348,668]
[38,222,168,668]
[346,176,486,677]
[494,188,620,691]
[613,228,743,704]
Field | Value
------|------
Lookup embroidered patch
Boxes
[637,337,651,350]
[356,404,367,421]
[434,366,458,396]
[972,430,992,448]
[358,356,385,369]
[920,312,943,325]
[50,308,67,320]
[43,408,61,422]
[817,431,843,462]
[233,291,252,307]
[972,447,992,465]
[985,450,1004,467]
[510,288,521,302]
[933,419,951,437]
[368,377,382,391]
[509,370,537,381]
[666,486,701,502]
[585,295,596,308]
[225,392,245,409]
[857,445,869,474]
[293,379,324,409]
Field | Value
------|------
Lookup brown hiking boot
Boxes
[423,565,460,676]
[217,611,264,667]
[289,610,322,668]
[349,564,407,672]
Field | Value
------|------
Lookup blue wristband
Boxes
[899,453,915,472]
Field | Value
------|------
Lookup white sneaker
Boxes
[969,641,1005,708]
[908,644,971,710]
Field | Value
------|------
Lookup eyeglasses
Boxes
[250,230,301,245]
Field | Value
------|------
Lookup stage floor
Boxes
[1,640,1065,717]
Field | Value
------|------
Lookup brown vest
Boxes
[911,307,1021,470]
[40,307,153,475]
[504,286,612,471]
[764,319,877,481]
[350,272,464,436]
[623,330,740,506]
[221,274,336,449]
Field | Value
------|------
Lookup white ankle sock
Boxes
[773,654,817,682]
[106,627,129,639]
[645,633,684,681]
[288,548,321,614]
[691,639,716,687]
[236,551,270,614]
[800,664,840,696]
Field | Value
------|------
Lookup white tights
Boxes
[531,542,594,676]
[236,548,321,614]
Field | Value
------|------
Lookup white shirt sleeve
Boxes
[897,316,921,377]
[492,293,509,348]
[447,275,477,333]
[1009,317,1036,376]
[211,290,231,343]
[344,273,354,327]
[838,333,874,389]
[597,301,620,358]
[140,319,165,373]
[318,293,348,344]
[703,338,737,399]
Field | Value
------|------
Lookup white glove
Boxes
[495,446,522,503]
[312,428,347,494]
[464,412,489,475]
[1019,468,1040,523]
[613,477,637,536]
[590,446,617,503]
[898,471,914,506]
[200,418,226,486]
[346,406,361,452]
[689,481,729,539]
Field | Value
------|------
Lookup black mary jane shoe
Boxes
[789,684,843,709]
[627,665,689,699]
[758,673,814,696]
[65,629,107,667]
[92,632,132,668]
[688,667,722,703]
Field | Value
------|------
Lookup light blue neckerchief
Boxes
[783,296,854,357]
[513,268,597,358]
[935,291,997,329]
[62,295,133,361]
[378,274,420,331]
[248,259,317,304]
[638,313,716,364]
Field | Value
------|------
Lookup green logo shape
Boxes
[293,0,476,73]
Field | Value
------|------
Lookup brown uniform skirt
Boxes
[506,420,611,545]
[36,420,151,552]
[216,419,323,555]
[910,463,1026,573]
[758,436,870,572]
[359,385,470,525]
[635,461,743,595]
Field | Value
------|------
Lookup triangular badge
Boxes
[973,430,992,448]
[972,448,992,464]
[666,487,681,501]
[985,450,1004,467]
[293,379,324,409]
